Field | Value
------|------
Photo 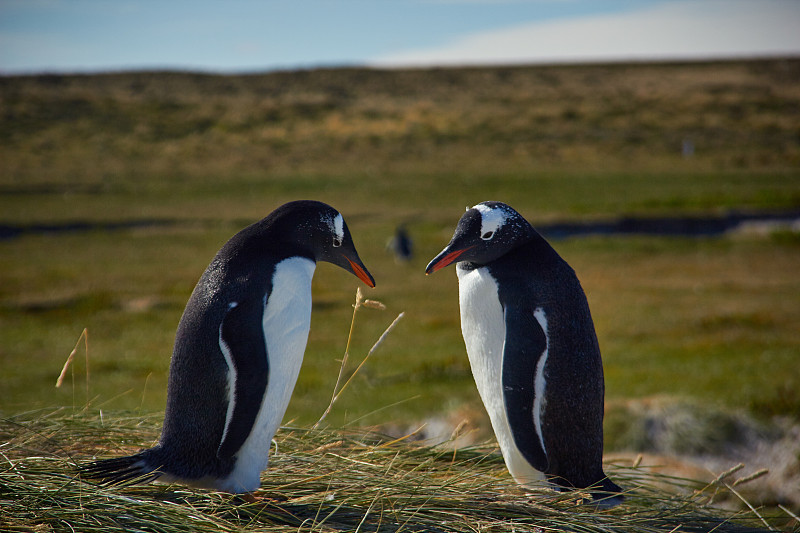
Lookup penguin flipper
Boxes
[217,297,270,460]
[501,306,549,473]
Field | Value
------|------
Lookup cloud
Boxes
[370,0,800,67]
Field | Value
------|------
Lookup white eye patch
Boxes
[473,203,506,240]
[322,212,345,246]
[333,213,344,246]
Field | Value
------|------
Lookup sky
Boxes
[1,0,799,74]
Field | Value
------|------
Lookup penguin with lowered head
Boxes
[425,201,623,506]
[81,200,375,494]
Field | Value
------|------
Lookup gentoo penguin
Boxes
[425,201,623,506]
[388,224,413,262]
[81,200,375,494]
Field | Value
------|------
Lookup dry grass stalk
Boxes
[314,289,403,429]
[314,288,364,428]
[733,469,769,487]
[55,328,90,408]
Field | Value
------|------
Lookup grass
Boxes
[4,224,797,427]
[1,59,800,526]
[1,57,799,421]
[1,408,797,532]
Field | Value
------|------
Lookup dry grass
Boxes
[1,408,797,533]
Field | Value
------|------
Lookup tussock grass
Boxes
[1,408,795,533]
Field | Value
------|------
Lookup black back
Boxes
[428,201,619,495]
[491,236,607,490]
[158,200,371,478]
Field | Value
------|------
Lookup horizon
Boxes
[2,0,799,75]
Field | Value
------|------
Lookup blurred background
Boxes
[2,0,799,510]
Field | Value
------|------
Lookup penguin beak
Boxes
[346,256,376,288]
[425,245,474,274]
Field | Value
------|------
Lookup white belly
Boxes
[220,256,316,492]
[456,265,544,486]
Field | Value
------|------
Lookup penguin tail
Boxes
[78,451,162,487]
[590,477,625,508]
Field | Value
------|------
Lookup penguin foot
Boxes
[236,491,288,504]
[238,492,261,504]
[589,493,625,509]
[568,492,624,510]
[545,477,625,509]
[590,478,625,509]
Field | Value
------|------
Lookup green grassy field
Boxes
[2,59,800,531]
[2,59,799,431]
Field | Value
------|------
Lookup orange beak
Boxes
[346,257,376,288]
[425,246,473,274]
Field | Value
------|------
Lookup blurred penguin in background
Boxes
[388,223,413,263]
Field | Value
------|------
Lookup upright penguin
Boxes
[81,200,375,494]
[425,201,622,506]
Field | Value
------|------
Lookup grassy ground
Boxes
[2,186,798,426]
[2,59,799,418]
[1,408,796,532]
[1,60,800,525]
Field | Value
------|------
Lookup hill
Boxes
[2,59,799,190]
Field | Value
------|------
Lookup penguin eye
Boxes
[332,237,343,248]
[481,231,494,240]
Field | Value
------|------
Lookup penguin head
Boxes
[425,201,534,274]
[285,201,376,288]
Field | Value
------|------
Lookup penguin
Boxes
[80,200,375,494]
[425,201,623,506]
[388,223,413,262]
